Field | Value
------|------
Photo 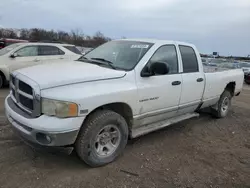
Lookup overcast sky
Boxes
[0,0,250,56]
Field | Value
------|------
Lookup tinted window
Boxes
[179,45,199,73]
[15,46,38,57]
[148,45,178,74]
[38,46,65,56]
[64,46,82,55]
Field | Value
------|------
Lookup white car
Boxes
[0,42,82,88]
[240,62,250,74]
[5,39,244,167]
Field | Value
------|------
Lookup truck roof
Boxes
[118,38,195,47]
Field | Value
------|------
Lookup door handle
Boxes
[33,59,40,62]
[58,57,64,59]
[172,81,181,86]
[197,78,204,82]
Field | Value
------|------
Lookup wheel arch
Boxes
[0,70,7,87]
[225,82,235,96]
[84,102,134,130]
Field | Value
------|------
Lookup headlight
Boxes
[42,98,78,118]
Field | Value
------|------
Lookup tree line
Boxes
[0,28,111,48]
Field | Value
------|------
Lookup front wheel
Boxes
[75,110,128,167]
[211,90,232,118]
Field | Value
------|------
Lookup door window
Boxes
[15,46,38,57]
[38,46,65,56]
[148,45,178,74]
[179,45,199,73]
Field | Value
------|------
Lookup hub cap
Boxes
[221,97,229,114]
[94,124,121,157]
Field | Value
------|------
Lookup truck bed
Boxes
[202,67,244,105]
[203,65,235,73]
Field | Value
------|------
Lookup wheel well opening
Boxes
[88,103,133,129]
[0,71,6,81]
[225,82,235,96]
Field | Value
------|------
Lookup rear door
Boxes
[38,45,66,63]
[178,45,205,114]
[8,45,40,72]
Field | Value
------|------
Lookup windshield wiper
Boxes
[90,58,116,70]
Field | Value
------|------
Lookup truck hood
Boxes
[15,61,126,89]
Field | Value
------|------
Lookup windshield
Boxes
[0,43,22,56]
[80,40,153,70]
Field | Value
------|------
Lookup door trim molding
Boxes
[178,101,201,109]
[134,106,178,120]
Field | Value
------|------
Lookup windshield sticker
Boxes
[131,44,149,49]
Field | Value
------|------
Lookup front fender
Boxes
[41,73,140,116]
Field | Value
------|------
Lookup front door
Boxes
[136,45,182,127]
[9,45,41,73]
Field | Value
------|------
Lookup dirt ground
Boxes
[0,86,250,188]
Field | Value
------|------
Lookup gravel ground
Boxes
[0,86,249,188]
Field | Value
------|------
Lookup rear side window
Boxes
[38,46,65,56]
[63,46,82,55]
[179,45,199,73]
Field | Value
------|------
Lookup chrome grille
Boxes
[10,74,41,117]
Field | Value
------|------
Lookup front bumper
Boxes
[5,95,85,146]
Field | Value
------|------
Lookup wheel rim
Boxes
[221,97,229,114]
[94,124,121,157]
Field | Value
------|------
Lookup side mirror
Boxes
[141,62,169,77]
[10,53,18,58]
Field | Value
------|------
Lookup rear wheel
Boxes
[211,90,232,118]
[75,110,128,167]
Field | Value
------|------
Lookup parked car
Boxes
[218,62,242,69]
[0,38,28,49]
[5,39,244,167]
[239,62,250,73]
[0,42,82,88]
[76,46,94,55]
[244,73,250,84]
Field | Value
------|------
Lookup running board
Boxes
[131,113,199,138]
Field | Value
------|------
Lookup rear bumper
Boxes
[5,95,85,146]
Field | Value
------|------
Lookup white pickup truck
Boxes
[5,39,244,167]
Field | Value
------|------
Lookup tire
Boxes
[211,90,232,118]
[75,110,129,167]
